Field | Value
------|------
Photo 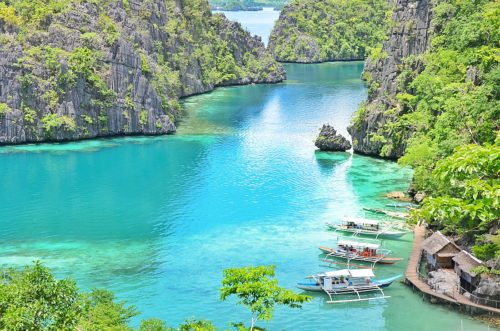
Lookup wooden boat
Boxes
[297,268,401,303]
[326,217,408,239]
[363,207,409,220]
[385,202,416,208]
[319,237,403,265]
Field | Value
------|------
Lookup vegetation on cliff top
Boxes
[0,262,308,330]
[350,0,499,261]
[268,0,391,62]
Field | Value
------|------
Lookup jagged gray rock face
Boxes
[268,4,323,63]
[473,276,500,307]
[348,0,433,158]
[427,270,459,296]
[0,0,285,145]
[315,125,352,152]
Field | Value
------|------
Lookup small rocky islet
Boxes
[314,124,351,152]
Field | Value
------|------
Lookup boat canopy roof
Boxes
[321,269,375,278]
[323,270,350,277]
[349,269,375,278]
[338,240,380,249]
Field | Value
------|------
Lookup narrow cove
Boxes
[0,60,491,330]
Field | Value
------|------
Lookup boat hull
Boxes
[297,275,400,293]
[319,246,402,264]
[326,224,407,238]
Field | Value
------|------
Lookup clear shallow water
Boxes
[0,63,490,331]
[214,9,280,45]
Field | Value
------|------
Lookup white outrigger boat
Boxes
[297,269,401,303]
[320,237,403,265]
[326,217,408,239]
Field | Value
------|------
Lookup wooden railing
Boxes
[415,261,500,309]
[455,286,500,309]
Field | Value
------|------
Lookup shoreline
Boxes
[0,78,285,148]
[275,58,366,64]
[404,224,500,327]
[0,59,369,148]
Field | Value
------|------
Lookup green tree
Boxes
[220,265,311,331]
[412,143,499,239]
[139,318,170,331]
[0,261,81,331]
[0,262,140,331]
[78,289,138,331]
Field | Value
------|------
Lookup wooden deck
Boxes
[404,224,500,315]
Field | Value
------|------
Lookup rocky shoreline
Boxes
[0,0,284,145]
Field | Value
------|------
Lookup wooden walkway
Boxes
[405,224,500,315]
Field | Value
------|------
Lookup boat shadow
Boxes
[298,290,392,308]
[323,227,414,243]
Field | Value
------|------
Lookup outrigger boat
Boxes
[326,217,408,238]
[297,268,401,303]
[319,237,403,265]
[363,207,409,220]
[385,202,416,208]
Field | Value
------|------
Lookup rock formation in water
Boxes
[315,124,351,152]
[0,0,285,144]
[347,0,433,158]
[267,0,389,63]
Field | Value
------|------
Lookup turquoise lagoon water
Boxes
[214,9,280,45]
[0,63,491,331]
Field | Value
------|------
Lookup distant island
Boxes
[268,0,389,63]
[209,0,287,11]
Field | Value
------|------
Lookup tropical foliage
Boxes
[412,143,499,256]
[0,263,306,330]
[220,265,311,331]
[268,0,391,62]
[361,0,500,260]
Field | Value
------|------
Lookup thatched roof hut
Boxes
[422,231,460,269]
[453,250,484,292]
[453,251,483,277]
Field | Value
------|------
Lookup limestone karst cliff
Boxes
[347,0,433,158]
[0,0,285,144]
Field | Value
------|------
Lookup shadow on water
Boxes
[314,151,352,175]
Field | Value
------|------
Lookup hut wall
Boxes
[436,255,454,268]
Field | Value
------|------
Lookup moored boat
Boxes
[297,268,401,303]
[319,237,403,265]
[326,217,409,238]
[362,207,409,219]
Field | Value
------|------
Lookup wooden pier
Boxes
[404,224,500,315]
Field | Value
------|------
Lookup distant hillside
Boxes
[209,0,287,11]
[268,0,391,63]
